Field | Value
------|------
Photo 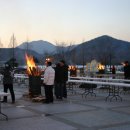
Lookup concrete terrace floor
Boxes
[0,82,130,130]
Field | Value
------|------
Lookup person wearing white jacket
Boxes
[43,61,55,104]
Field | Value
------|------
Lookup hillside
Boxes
[70,35,130,64]
[0,48,42,65]
[17,40,56,54]
[0,35,130,65]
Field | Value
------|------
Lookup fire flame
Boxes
[69,66,76,71]
[121,62,125,66]
[25,54,41,76]
[97,63,105,70]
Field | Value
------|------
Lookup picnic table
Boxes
[68,79,130,101]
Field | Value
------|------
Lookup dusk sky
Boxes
[0,0,130,47]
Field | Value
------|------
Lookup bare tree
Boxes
[79,39,86,75]
[54,41,75,64]
[55,41,67,60]
[0,39,3,63]
[8,34,17,68]
[42,50,50,64]
[0,39,3,48]
[71,48,77,65]
[94,41,116,71]
[23,37,33,55]
[25,41,29,54]
[65,41,75,64]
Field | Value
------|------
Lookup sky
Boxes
[0,0,130,47]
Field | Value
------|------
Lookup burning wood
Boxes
[25,54,42,76]
[97,63,105,74]
[97,63,105,70]
[69,65,77,77]
[25,53,42,97]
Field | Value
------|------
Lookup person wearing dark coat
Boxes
[59,60,68,98]
[111,65,116,79]
[54,63,63,99]
[123,61,130,91]
[2,64,15,103]
[112,65,116,74]
[124,61,130,79]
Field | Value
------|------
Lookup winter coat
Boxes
[59,64,68,82]
[55,64,62,83]
[124,65,130,79]
[3,68,13,85]
[44,66,55,85]
[55,65,68,82]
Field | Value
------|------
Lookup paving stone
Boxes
[99,124,130,130]
[27,103,96,114]
[68,94,104,101]
[0,107,38,120]
[112,106,130,114]
[1,83,130,130]
[0,116,77,130]
[80,100,130,109]
[56,109,130,127]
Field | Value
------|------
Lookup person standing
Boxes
[2,64,15,103]
[124,61,130,79]
[111,65,116,79]
[112,65,116,74]
[59,60,68,98]
[43,61,55,104]
[123,61,130,92]
[55,63,63,99]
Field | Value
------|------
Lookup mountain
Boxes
[69,35,130,64]
[17,40,56,54]
[0,48,42,65]
[0,35,130,66]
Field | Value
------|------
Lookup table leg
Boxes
[0,101,8,120]
[106,86,122,101]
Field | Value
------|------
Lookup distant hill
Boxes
[70,35,130,64]
[17,40,56,54]
[0,48,42,65]
[0,35,130,65]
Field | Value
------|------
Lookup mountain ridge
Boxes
[0,35,130,65]
[17,40,56,54]
[70,35,130,64]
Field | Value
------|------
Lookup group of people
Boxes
[1,60,68,104]
[111,61,130,78]
[43,60,68,104]
[1,60,130,104]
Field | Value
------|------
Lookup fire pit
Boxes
[25,54,42,97]
[97,63,105,74]
[69,66,77,77]
[29,75,41,96]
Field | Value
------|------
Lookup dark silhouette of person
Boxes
[112,65,116,74]
[59,60,68,98]
[124,61,130,79]
[54,63,63,99]
[2,64,15,103]
[123,61,130,91]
